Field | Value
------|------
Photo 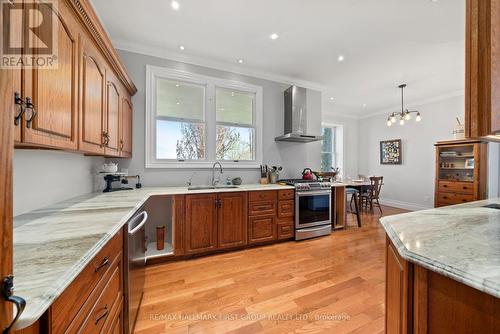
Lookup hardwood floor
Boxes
[135,206,408,334]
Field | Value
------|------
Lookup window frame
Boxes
[320,123,344,176]
[146,65,263,169]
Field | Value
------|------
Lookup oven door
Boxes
[295,190,331,229]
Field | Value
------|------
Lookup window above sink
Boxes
[145,65,263,169]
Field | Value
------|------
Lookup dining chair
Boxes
[360,176,383,214]
[346,188,361,227]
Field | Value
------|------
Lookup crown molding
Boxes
[358,90,464,119]
[113,39,326,92]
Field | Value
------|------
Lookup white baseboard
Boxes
[379,198,432,212]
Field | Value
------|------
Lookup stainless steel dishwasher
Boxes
[124,207,148,333]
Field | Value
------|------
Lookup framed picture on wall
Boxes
[380,139,402,165]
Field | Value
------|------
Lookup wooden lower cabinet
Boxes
[385,238,411,334]
[48,230,123,334]
[385,236,500,333]
[277,221,294,240]
[218,192,247,249]
[185,194,218,255]
[177,189,294,256]
[248,215,276,244]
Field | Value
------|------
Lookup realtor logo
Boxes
[1,0,58,68]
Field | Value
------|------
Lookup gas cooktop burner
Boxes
[278,179,332,191]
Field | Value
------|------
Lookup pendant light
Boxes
[386,84,422,126]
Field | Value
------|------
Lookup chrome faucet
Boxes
[211,162,223,186]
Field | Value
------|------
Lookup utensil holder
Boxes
[156,225,165,250]
[260,177,269,185]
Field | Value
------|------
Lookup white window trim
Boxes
[146,65,263,169]
[321,122,345,177]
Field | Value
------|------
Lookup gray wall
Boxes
[114,50,322,187]
[13,150,103,216]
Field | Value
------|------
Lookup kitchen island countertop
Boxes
[380,198,500,299]
[13,183,294,329]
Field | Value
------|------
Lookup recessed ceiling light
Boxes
[362,104,367,107]
[270,33,279,40]
[175,84,179,87]
[231,92,235,97]
[179,45,185,50]
[237,59,244,64]
[337,55,345,62]
[430,0,438,2]
[171,1,180,10]
[176,102,180,105]
[329,97,334,101]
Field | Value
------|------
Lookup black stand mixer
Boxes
[102,173,142,192]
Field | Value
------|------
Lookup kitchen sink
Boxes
[188,185,239,190]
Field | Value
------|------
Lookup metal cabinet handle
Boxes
[25,97,37,129]
[94,257,109,272]
[13,92,26,126]
[2,275,26,334]
[119,139,124,150]
[94,305,109,325]
[101,132,110,147]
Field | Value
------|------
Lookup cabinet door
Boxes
[185,194,218,255]
[218,192,247,249]
[248,215,276,244]
[104,74,120,157]
[23,0,78,150]
[79,36,105,154]
[386,238,410,334]
[120,96,133,158]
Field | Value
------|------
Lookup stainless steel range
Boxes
[280,179,332,240]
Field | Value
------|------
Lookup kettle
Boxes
[302,168,314,180]
[102,162,118,173]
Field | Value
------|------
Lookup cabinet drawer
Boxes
[278,189,295,200]
[278,200,294,218]
[249,190,277,202]
[248,201,276,216]
[78,263,122,334]
[277,221,294,240]
[51,230,123,334]
[64,252,122,333]
[438,181,474,194]
[248,216,276,244]
[437,192,474,205]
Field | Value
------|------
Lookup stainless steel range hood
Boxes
[275,86,323,143]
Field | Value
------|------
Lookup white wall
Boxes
[114,50,323,186]
[358,95,464,210]
[13,150,103,216]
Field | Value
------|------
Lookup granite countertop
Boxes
[380,198,500,299]
[13,183,294,329]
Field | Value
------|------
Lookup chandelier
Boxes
[386,84,421,126]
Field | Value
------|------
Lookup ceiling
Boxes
[91,0,465,118]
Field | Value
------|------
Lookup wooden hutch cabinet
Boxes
[434,139,488,207]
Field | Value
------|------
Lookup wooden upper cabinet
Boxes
[120,96,133,158]
[22,0,78,150]
[79,37,105,155]
[104,73,120,157]
[465,0,500,138]
[10,0,136,155]
[218,192,247,249]
[185,194,218,255]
